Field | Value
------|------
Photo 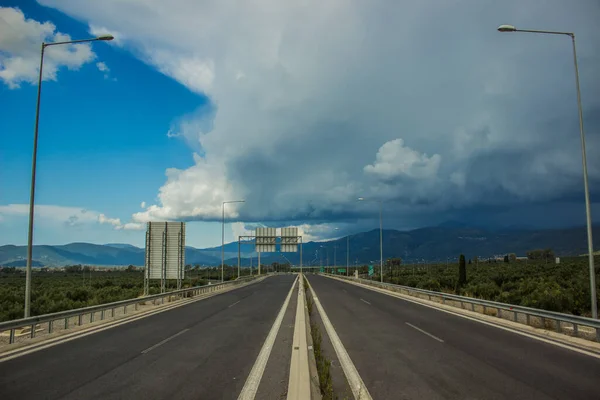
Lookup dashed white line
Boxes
[405,322,444,343]
[360,298,371,305]
[229,300,241,308]
[141,328,189,354]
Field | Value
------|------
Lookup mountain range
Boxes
[0,224,598,267]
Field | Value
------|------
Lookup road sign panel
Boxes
[368,265,374,276]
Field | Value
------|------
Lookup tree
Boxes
[458,254,467,288]
[504,255,509,263]
[509,253,517,262]
[527,248,555,260]
[468,259,472,265]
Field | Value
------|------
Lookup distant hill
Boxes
[104,243,141,250]
[1,224,598,267]
[0,243,220,267]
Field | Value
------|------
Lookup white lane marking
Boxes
[0,277,268,363]
[406,322,444,343]
[229,300,241,308]
[360,298,371,306]
[324,275,600,360]
[238,276,299,400]
[305,278,373,400]
[141,329,189,354]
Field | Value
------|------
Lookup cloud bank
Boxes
[36,0,600,232]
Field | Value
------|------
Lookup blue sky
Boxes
[0,1,224,247]
[1,0,599,248]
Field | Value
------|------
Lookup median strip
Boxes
[286,275,311,400]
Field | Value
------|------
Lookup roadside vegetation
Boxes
[0,265,242,322]
[344,254,600,317]
[304,275,335,399]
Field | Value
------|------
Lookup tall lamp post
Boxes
[222,200,245,282]
[498,24,596,319]
[358,197,384,282]
[24,34,114,318]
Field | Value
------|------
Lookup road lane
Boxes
[0,275,297,400]
[307,274,600,400]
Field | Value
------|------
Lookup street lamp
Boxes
[24,34,114,318]
[358,197,384,283]
[498,24,597,319]
[222,200,245,282]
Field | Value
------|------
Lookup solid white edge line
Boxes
[306,277,373,400]
[229,300,241,308]
[238,275,298,400]
[0,277,267,363]
[405,322,444,343]
[325,275,600,360]
[360,298,371,306]
[141,328,189,354]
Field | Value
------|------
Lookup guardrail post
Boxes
[112,308,115,317]
[513,311,517,322]
[124,305,127,314]
[573,323,578,336]
[498,308,502,319]
[48,320,53,334]
[596,328,599,342]
[90,312,95,323]
[9,329,15,344]
[135,303,138,311]
[526,314,530,326]
[555,320,561,333]
[101,310,105,320]
[31,324,36,338]
[64,317,69,330]
[471,303,475,312]
[78,314,83,326]
[483,305,486,314]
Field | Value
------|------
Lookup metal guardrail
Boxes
[322,273,600,342]
[0,275,258,345]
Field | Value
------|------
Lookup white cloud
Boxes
[96,61,108,72]
[0,204,99,226]
[36,0,600,232]
[364,139,441,181]
[140,201,146,208]
[98,213,145,230]
[120,222,145,230]
[98,213,121,227]
[0,204,145,232]
[0,7,98,88]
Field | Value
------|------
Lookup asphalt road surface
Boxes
[306,274,600,400]
[0,274,297,400]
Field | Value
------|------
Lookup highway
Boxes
[0,274,297,400]
[306,274,600,400]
